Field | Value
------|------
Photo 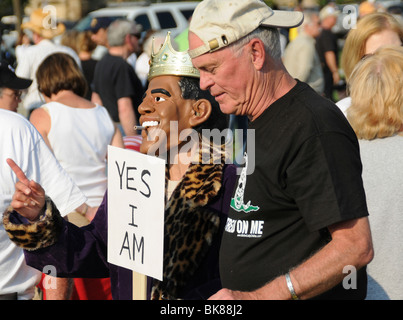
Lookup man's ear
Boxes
[124,33,131,45]
[249,38,266,71]
[189,99,212,127]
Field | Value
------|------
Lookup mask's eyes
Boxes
[154,96,166,102]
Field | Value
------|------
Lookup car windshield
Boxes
[73,15,124,31]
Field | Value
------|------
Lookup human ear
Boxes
[189,99,212,127]
[249,38,266,71]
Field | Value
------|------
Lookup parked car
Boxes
[74,1,198,37]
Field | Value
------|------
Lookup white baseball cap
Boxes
[188,0,304,58]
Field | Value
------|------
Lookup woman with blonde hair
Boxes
[337,12,402,115]
[346,46,403,300]
[341,12,403,82]
[347,46,403,139]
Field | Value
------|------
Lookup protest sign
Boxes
[107,146,165,283]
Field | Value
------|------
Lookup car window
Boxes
[73,15,123,31]
[73,15,95,31]
[180,9,194,21]
[134,14,151,32]
[155,11,177,29]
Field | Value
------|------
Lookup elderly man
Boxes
[92,19,144,137]
[188,0,373,300]
[283,11,324,95]
[0,63,31,112]
[0,63,86,300]
[315,4,341,101]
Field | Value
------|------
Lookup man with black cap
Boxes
[86,17,114,60]
[92,19,144,137]
[0,63,86,300]
[0,62,32,112]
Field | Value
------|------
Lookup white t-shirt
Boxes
[335,96,351,117]
[0,110,86,299]
[15,39,81,111]
[45,102,114,206]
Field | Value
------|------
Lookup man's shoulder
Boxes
[0,110,39,139]
[96,53,128,72]
[282,82,347,126]
[0,109,29,126]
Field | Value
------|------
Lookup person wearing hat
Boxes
[15,8,81,115]
[3,32,237,300]
[283,11,324,95]
[315,3,341,101]
[188,0,373,300]
[86,17,114,60]
[0,64,87,300]
[0,63,32,112]
[92,19,144,137]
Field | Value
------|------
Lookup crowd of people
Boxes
[0,0,402,301]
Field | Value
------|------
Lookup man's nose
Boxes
[199,71,214,91]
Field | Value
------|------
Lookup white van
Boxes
[74,1,198,37]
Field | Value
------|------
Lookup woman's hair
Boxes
[178,76,228,133]
[341,12,403,81]
[76,31,97,53]
[36,52,88,98]
[346,46,403,140]
[60,30,80,53]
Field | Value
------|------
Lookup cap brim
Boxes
[262,10,304,28]
[7,77,32,90]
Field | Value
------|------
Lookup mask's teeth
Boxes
[142,121,159,127]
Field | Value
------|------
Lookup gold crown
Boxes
[148,32,200,81]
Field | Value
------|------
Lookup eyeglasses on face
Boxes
[2,90,22,99]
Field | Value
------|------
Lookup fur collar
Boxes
[151,143,228,300]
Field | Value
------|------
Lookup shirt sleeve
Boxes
[284,132,369,231]
[23,194,109,278]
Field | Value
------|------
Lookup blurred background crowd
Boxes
[1,0,402,111]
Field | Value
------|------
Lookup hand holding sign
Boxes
[6,158,46,221]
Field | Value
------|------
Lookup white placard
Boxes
[107,145,165,281]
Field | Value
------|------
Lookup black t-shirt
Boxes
[93,53,143,122]
[315,29,338,75]
[81,58,97,100]
[219,81,369,299]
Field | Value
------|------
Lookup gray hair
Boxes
[107,19,139,47]
[228,27,282,60]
